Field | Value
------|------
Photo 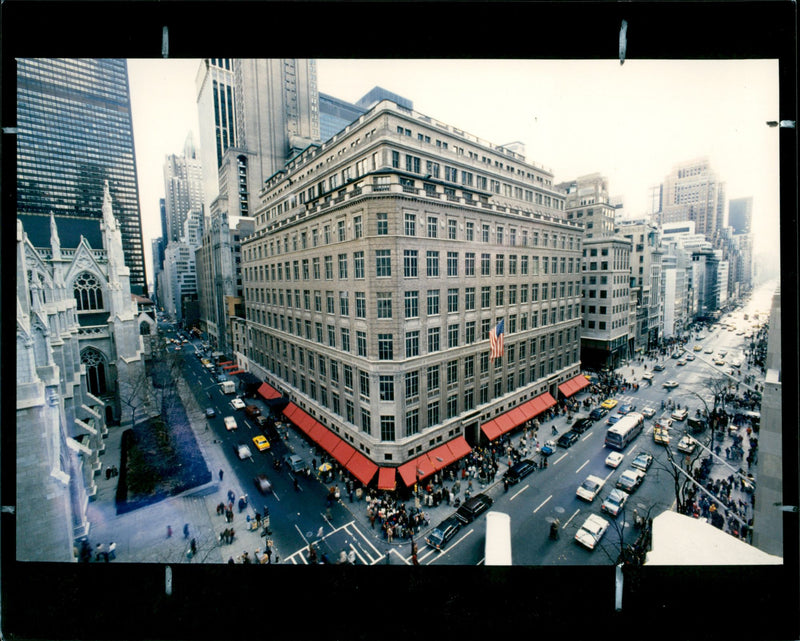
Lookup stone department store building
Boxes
[241,100,584,468]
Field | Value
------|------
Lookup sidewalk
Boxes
[85,367,274,564]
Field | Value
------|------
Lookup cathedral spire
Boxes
[49,212,62,261]
[102,180,116,232]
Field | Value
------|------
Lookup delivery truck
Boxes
[220,381,236,394]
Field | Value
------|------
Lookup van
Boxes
[455,493,493,524]
[503,460,536,485]
[223,416,237,431]
[220,381,235,394]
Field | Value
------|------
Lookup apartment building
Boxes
[241,100,583,467]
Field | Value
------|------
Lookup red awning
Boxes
[480,419,503,441]
[218,360,233,366]
[558,374,591,398]
[304,422,337,454]
[257,382,281,400]
[282,402,299,420]
[494,412,516,434]
[228,369,245,375]
[345,451,378,486]
[330,440,356,467]
[507,406,528,428]
[446,436,472,461]
[397,460,419,487]
[377,467,396,491]
[222,364,238,370]
[428,443,456,470]
[415,454,437,481]
[288,407,316,435]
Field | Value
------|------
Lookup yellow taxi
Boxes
[693,345,702,352]
[252,435,271,451]
[600,398,618,410]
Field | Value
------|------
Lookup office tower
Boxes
[242,99,583,474]
[17,58,147,295]
[559,173,617,238]
[355,86,413,111]
[659,158,726,241]
[728,197,753,235]
[163,131,204,243]
[319,93,367,142]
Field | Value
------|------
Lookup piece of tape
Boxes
[619,20,628,66]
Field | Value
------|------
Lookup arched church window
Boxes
[73,272,104,311]
[81,348,107,396]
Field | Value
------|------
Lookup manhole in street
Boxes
[306,532,313,538]
[554,506,566,514]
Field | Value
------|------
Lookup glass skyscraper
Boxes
[17,58,147,294]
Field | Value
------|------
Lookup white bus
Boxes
[604,411,645,450]
[484,511,512,566]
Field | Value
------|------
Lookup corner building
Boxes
[243,100,583,467]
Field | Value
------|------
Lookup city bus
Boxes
[604,411,645,450]
[484,511,512,566]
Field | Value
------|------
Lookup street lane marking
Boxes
[553,453,568,466]
[562,508,581,529]
[349,542,368,565]
[575,459,589,474]
[510,484,529,501]
[533,495,552,513]
[604,469,616,482]
[294,523,309,546]
[581,432,594,442]
[425,528,473,565]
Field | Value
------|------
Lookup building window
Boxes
[405,291,419,319]
[357,330,367,356]
[448,324,459,348]
[378,334,394,360]
[481,253,490,276]
[406,409,419,436]
[447,395,458,419]
[427,327,440,352]
[426,251,440,277]
[361,408,371,434]
[375,250,391,277]
[337,220,346,242]
[448,219,457,239]
[359,369,370,400]
[427,216,438,238]
[403,250,418,277]
[495,254,504,276]
[405,330,420,357]
[405,370,419,400]
[427,365,440,392]
[340,328,351,352]
[354,251,365,279]
[466,221,474,241]
[339,292,349,316]
[465,252,475,276]
[427,289,440,315]
[376,292,392,318]
[480,286,491,309]
[427,401,440,428]
[73,272,104,311]
[465,287,475,311]
[379,375,395,401]
[404,213,416,236]
[354,215,363,238]
[465,320,476,344]
[355,292,366,318]
[377,212,388,235]
[338,254,348,279]
[447,288,459,313]
[447,251,458,277]
[381,416,396,441]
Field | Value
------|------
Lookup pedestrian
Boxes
[108,542,116,560]
[219,469,224,482]
[105,467,111,480]
[95,543,106,562]
[167,525,172,538]
[347,549,356,565]
[183,523,190,539]
[265,545,272,564]
[190,538,197,556]
[339,549,348,564]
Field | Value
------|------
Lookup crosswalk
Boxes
[284,520,387,565]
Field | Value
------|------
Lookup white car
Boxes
[677,435,697,454]
[231,398,246,410]
[234,443,252,460]
[605,451,625,468]
[662,380,679,389]
[574,514,610,550]
[576,475,605,502]
[641,407,656,419]
[671,408,688,421]
[641,372,654,381]
[616,468,646,493]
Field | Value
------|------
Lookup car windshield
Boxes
[582,480,599,491]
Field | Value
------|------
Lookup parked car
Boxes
[252,435,270,451]
[570,417,593,434]
[205,407,216,418]
[455,493,493,523]
[283,454,306,472]
[576,475,605,502]
[254,474,273,494]
[425,515,462,551]
[557,431,580,448]
[589,407,609,421]
[662,380,679,389]
[234,443,252,460]
[605,451,625,468]
[616,468,646,493]
[601,398,619,409]
[601,488,630,517]
[677,435,697,454]
[631,452,653,471]
[641,407,656,419]
[574,514,610,550]
[503,459,536,485]
[231,398,246,410]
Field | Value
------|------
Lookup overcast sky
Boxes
[128,58,780,286]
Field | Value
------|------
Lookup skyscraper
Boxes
[16,58,148,294]
[163,131,204,243]
[728,196,753,235]
[659,158,726,241]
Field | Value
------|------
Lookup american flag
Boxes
[490,318,505,360]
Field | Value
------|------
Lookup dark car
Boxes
[571,417,593,434]
[503,459,536,485]
[589,407,608,421]
[455,493,493,524]
[205,407,216,418]
[425,515,462,551]
[653,363,666,372]
[254,474,273,494]
[557,431,580,448]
